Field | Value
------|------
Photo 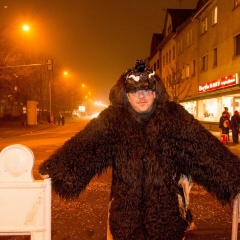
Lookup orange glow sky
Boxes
[1,0,198,104]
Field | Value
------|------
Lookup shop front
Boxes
[180,73,240,131]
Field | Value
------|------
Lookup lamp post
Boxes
[49,81,52,117]
[47,60,53,121]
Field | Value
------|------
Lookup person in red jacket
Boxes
[219,111,230,133]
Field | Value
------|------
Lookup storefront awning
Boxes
[180,84,240,103]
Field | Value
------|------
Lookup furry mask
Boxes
[124,59,156,93]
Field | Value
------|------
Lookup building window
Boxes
[191,60,196,76]
[235,34,240,57]
[169,75,172,86]
[202,55,208,71]
[157,60,159,69]
[181,66,185,79]
[168,25,172,34]
[173,46,175,59]
[212,6,218,25]
[166,53,168,64]
[187,29,193,47]
[235,0,240,7]
[163,56,165,67]
[213,48,217,67]
[177,39,183,54]
[169,50,171,62]
[186,64,190,78]
[201,17,208,34]
[172,72,176,84]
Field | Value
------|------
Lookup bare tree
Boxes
[164,62,193,103]
[0,25,75,121]
[0,25,21,100]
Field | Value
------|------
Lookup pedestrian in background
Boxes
[231,110,240,145]
[223,107,231,141]
[61,115,65,126]
[39,59,240,240]
[219,111,230,143]
[20,114,26,126]
[57,113,62,126]
[50,113,54,125]
[224,106,231,118]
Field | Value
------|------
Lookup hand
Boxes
[40,174,50,179]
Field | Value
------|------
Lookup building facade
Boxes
[149,0,240,130]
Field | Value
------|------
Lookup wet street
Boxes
[0,120,240,239]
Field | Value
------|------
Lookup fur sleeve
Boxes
[38,107,118,199]
[163,102,240,205]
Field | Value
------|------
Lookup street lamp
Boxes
[22,24,30,32]
[48,60,53,120]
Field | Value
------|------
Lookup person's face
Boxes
[127,90,156,113]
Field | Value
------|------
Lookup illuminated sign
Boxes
[198,73,239,93]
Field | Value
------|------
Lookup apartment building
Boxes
[149,0,240,130]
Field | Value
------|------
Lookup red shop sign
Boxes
[198,74,239,93]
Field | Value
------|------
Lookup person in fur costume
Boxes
[39,59,240,240]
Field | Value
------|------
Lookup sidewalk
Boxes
[0,121,56,138]
[0,117,91,138]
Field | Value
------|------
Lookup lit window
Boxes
[212,6,218,25]
[172,72,176,84]
[235,0,240,7]
[201,17,207,34]
[191,60,196,76]
[202,55,208,71]
[213,48,217,67]
[186,64,190,78]
[177,39,183,54]
[187,29,193,47]
[182,66,185,79]
[235,34,240,57]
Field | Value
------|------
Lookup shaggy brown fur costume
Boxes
[39,74,240,240]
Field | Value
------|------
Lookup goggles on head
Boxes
[124,59,156,93]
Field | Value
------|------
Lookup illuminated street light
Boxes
[22,24,30,32]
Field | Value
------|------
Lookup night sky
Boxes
[1,0,198,104]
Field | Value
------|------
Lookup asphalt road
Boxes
[0,120,240,240]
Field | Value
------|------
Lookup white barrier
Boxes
[232,194,240,240]
[0,144,51,239]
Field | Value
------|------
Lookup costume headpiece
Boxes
[124,59,156,93]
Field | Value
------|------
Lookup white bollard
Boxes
[0,144,51,240]
[232,194,240,240]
